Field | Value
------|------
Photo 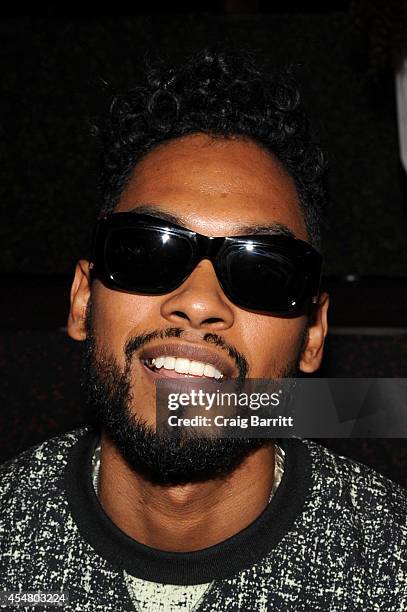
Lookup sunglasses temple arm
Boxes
[87,220,106,285]
[312,260,324,302]
[88,220,103,267]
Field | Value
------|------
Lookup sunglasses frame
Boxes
[89,212,323,316]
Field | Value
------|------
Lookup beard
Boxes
[80,299,305,486]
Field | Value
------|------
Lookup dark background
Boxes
[1,1,406,485]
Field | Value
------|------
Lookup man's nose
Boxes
[160,259,234,331]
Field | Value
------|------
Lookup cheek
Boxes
[91,282,160,363]
[237,313,306,376]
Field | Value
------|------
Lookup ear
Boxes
[67,259,92,341]
[299,292,329,373]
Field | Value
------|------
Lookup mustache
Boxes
[124,327,249,382]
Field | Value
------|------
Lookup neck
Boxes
[97,432,275,552]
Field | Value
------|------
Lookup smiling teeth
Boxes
[147,356,223,379]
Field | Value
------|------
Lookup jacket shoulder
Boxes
[0,427,90,505]
[303,439,407,533]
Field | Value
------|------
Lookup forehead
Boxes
[116,133,308,241]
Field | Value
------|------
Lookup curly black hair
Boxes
[96,49,328,249]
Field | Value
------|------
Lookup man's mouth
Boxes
[139,342,237,381]
[143,356,224,379]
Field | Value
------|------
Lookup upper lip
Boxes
[139,342,237,378]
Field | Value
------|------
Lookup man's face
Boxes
[68,133,328,484]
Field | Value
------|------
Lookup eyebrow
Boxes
[127,204,296,238]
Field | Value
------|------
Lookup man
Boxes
[0,49,406,611]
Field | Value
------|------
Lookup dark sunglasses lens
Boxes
[220,245,310,314]
[104,227,194,293]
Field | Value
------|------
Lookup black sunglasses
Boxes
[89,213,323,316]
